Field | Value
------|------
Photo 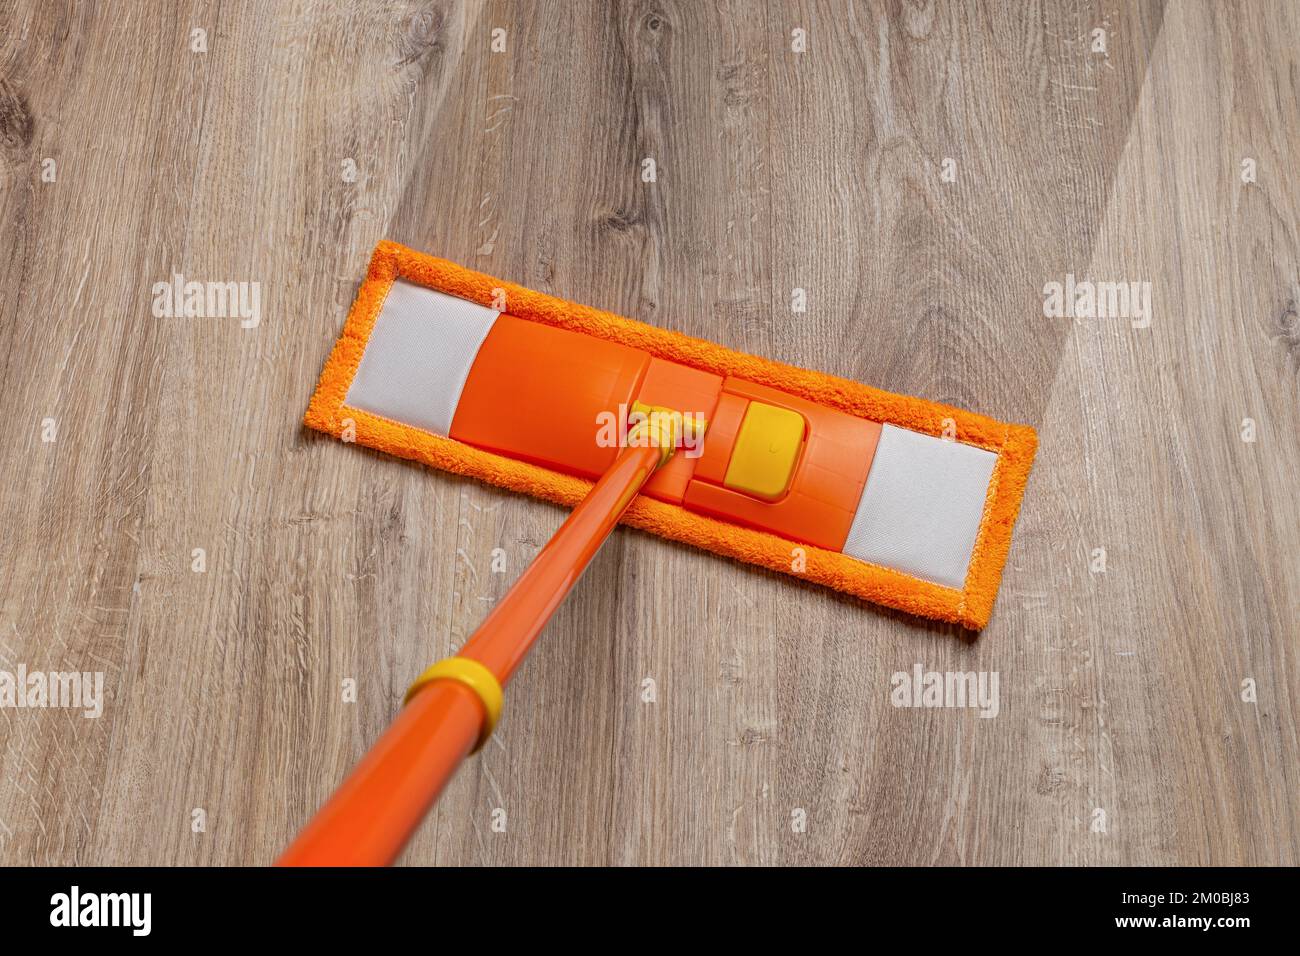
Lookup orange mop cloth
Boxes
[306,241,1036,629]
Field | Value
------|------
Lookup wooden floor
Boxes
[0,0,1296,866]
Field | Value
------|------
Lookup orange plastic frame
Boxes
[305,241,1037,629]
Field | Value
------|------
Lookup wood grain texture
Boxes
[0,0,1295,865]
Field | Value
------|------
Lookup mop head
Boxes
[306,241,1036,629]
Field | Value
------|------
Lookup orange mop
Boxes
[278,240,1036,865]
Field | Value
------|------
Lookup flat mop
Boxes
[278,240,1036,865]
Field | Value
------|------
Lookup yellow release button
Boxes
[723,401,805,501]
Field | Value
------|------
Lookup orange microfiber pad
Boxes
[306,241,1036,629]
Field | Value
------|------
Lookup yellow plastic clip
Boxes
[629,400,708,468]
[404,657,503,753]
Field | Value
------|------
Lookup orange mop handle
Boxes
[277,433,670,866]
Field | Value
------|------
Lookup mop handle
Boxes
[277,433,672,866]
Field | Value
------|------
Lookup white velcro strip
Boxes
[842,424,998,590]
[344,279,499,436]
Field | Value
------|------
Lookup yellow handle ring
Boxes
[404,657,503,754]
